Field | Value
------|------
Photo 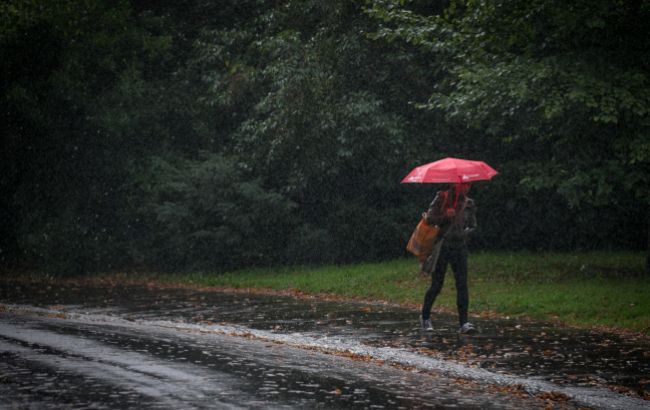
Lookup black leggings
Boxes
[421,245,469,326]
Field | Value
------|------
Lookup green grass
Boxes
[160,251,650,334]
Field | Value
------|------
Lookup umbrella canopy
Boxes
[401,157,498,184]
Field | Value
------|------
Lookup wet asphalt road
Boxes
[1,281,649,409]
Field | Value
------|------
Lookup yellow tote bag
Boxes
[406,218,440,262]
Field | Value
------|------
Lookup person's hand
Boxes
[445,208,456,218]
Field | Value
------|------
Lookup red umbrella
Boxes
[401,157,498,184]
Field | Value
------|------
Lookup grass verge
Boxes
[159,251,650,334]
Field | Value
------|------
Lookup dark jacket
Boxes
[424,190,477,248]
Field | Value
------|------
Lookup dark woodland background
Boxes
[2,0,648,274]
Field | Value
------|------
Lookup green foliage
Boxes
[366,0,650,272]
[284,224,338,265]
[366,0,650,208]
[2,0,648,273]
[1,0,174,272]
[195,1,410,196]
[129,153,297,270]
[187,0,418,264]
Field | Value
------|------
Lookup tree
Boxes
[191,0,426,262]
[0,0,172,272]
[367,0,650,269]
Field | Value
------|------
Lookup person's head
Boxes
[454,182,471,196]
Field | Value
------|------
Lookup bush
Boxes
[327,202,406,263]
[15,204,130,276]
[130,153,297,271]
[284,224,338,265]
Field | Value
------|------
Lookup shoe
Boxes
[420,315,434,331]
[459,322,477,334]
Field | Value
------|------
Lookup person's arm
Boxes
[424,192,446,225]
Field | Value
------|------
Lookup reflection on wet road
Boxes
[1,282,649,409]
[0,313,536,409]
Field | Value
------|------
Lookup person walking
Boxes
[419,182,477,334]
